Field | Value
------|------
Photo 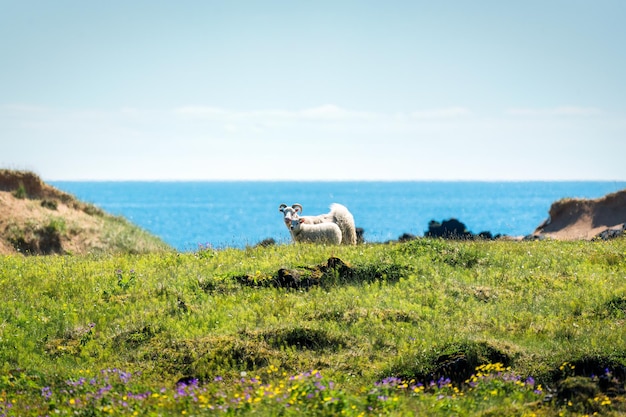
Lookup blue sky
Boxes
[1,0,625,181]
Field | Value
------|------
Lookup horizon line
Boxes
[45,178,626,183]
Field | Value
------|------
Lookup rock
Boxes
[594,223,626,240]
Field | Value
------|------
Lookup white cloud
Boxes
[171,105,474,135]
[175,106,231,119]
[2,103,623,181]
[505,106,602,117]
[551,106,602,116]
[175,104,371,122]
[2,104,50,113]
[298,104,371,120]
[408,107,472,119]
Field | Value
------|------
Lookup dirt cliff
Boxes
[0,170,171,255]
[533,189,626,240]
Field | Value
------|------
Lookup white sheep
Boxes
[288,218,342,245]
[279,203,357,245]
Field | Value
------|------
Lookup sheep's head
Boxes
[279,203,303,229]
[290,218,304,231]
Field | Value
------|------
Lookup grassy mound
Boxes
[0,237,625,415]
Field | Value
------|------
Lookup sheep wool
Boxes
[290,219,342,245]
[279,203,357,245]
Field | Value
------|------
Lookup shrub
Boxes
[12,182,27,199]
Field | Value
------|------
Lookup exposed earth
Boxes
[533,189,626,240]
[0,169,170,255]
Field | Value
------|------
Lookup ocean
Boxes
[50,181,626,252]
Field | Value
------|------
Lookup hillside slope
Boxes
[533,188,626,240]
[0,170,171,255]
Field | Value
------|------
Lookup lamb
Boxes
[288,218,342,245]
[279,203,357,245]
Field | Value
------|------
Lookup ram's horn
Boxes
[292,203,303,213]
[279,203,287,212]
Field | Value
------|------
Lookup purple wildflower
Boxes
[437,377,451,388]
[41,386,52,400]
[118,371,132,384]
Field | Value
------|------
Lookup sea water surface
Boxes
[50,181,626,251]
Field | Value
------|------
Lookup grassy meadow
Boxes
[0,237,625,416]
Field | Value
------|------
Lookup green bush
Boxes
[12,182,27,199]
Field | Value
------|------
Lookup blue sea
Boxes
[50,181,626,252]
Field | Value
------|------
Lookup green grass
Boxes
[98,214,173,254]
[1,237,625,415]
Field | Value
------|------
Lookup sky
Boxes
[1,0,625,181]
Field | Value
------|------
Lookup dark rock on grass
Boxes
[274,268,315,289]
[234,257,406,290]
